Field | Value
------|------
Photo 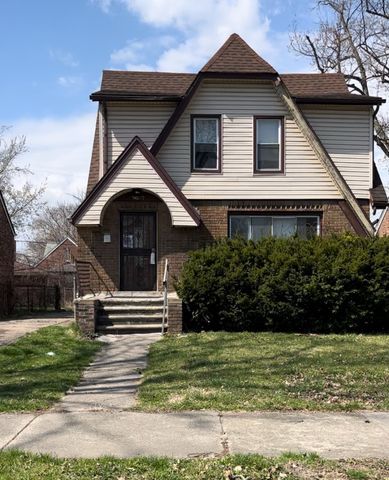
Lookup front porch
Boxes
[74,290,183,336]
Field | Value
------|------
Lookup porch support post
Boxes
[74,298,99,337]
[167,294,183,334]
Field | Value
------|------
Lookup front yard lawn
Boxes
[138,332,389,412]
[1,451,388,480]
[0,324,101,412]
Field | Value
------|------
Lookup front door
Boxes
[120,212,156,291]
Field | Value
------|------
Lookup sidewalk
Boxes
[1,410,388,459]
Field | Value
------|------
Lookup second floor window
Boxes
[255,117,283,172]
[192,116,220,172]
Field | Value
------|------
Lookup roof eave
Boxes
[90,92,182,102]
[294,96,385,106]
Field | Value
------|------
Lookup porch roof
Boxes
[71,137,200,227]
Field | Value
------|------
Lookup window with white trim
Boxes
[192,116,220,171]
[255,118,282,172]
[229,215,320,240]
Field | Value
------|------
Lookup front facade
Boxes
[72,34,387,304]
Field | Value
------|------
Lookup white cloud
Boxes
[100,0,307,73]
[8,112,95,204]
[49,49,79,67]
[110,36,175,70]
[57,75,84,88]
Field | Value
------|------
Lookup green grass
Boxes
[138,332,389,412]
[0,324,101,412]
[0,451,387,479]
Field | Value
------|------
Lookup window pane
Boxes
[252,217,272,240]
[297,217,319,239]
[195,143,217,169]
[257,119,280,144]
[257,145,280,170]
[273,217,297,238]
[194,118,218,169]
[230,216,250,240]
[195,119,217,143]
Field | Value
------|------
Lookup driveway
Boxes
[0,312,72,346]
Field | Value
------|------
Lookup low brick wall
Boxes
[74,298,99,337]
[168,294,183,334]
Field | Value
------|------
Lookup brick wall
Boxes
[76,193,370,295]
[0,201,15,316]
[74,298,99,337]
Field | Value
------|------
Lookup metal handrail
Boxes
[75,260,113,298]
[161,258,169,334]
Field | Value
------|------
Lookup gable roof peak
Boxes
[201,33,277,74]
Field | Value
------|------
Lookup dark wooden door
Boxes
[120,212,156,291]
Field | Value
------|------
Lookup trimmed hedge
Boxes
[176,235,389,333]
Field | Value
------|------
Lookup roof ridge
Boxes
[200,33,277,74]
[201,33,237,72]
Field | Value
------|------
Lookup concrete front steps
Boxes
[96,293,166,334]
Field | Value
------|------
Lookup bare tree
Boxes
[365,0,389,19]
[26,200,79,262]
[290,0,389,158]
[0,126,46,231]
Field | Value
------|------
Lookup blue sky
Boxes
[2,0,314,121]
[5,0,385,215]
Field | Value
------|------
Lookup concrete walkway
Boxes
[1,410,388,459]
[54,333,161,412]
[0,312,72,346]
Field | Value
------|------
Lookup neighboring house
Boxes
[0,191,16,316]
[34,237,78,272]
[377,207,389,236]
[71,34,387,332]
[14,237,78,311]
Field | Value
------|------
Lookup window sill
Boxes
[253,170,285,176]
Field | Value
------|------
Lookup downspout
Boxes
[274,77,374,237]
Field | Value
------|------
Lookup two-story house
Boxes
[71,34,387,334]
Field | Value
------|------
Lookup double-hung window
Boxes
[229,215,320,240]
[192,116,220,172]
[254,117,283,172]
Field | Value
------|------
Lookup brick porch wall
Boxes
[76,194,370,295]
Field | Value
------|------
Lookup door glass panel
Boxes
[120,213,156,291]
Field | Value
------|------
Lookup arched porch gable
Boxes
[72,136,200,227]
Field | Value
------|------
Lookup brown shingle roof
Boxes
[281,73,350,97]
[93,70,383,104]
[201,33,277,74]
[100,70,196,97]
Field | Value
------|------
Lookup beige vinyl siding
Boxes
[302,106,372,199]
[77,148,197,227]
[157,80,342,200]
[107,102,176,166]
